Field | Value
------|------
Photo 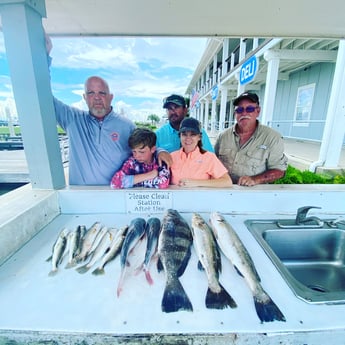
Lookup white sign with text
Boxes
[125,191,173,213]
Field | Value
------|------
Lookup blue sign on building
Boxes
[240,55,258,85]
[212,84,219,100]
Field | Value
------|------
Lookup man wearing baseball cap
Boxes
[214,92,287,186]
[156,94,214,153]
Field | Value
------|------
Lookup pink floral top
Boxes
[110,154,170,189]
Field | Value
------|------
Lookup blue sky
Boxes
[0,33,206,122]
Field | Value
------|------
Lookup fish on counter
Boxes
[75,221,103,263]
[47,227,69,276]
[65,225,85,269]
[191,213,237,310]
[117,218,147,297]
[76,227,113,274]
[157,209,193,313]
[209,211,286,323]
[135,217,161,285]
[86,225,109,257]
[92,225,128,276]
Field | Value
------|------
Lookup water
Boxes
[0,183,27,196]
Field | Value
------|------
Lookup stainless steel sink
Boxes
[245,219,345,304]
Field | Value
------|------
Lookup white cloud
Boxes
[51,37,139,70]
[50,36,206,72]
[0,32,207,119]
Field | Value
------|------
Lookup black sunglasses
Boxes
[234,106,258,114]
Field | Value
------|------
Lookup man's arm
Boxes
[238,169,285,186]
[156,149,173,168]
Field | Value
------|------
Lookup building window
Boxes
[293,83,315,127]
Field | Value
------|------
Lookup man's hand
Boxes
[44,30,53,55]
[238,175,257,186]
[157,151,172,168]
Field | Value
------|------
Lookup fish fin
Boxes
[162,277,193,313]
[144,268,154,285]
[234,265,244,278]
[46,255,52,262]
[157,258,163,273]
[206,283,237,309]
[76,264,90,274]
[253,294,286,323]
[197,261,204,271]
[134,262,144,276]
[92,267,105,276]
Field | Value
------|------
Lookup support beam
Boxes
[0,0,65,189]
[264,49,337,62]
[310,40,345,171]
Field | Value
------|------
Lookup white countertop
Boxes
[1,186,345,344]
[1,210,345,336]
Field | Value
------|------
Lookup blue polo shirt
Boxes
[53,97,135,185]
[156,122,214,153]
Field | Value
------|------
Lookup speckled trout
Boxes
[209,211,286,323]
[76,227,113,274]
[48,227,69,276]
[65,225,85,269]
[191,213,237,309]
[76,221,103,262]
[92,225,128,276]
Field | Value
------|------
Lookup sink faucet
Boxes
[295,206,324,226]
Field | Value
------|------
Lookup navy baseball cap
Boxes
[179,117,201,134]
[233,92,260,106]
[163,94,186,108]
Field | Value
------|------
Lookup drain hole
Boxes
[307,284,329,293]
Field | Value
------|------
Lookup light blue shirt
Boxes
[156,122,214,153]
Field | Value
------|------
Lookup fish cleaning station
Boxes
[1,1,345,344]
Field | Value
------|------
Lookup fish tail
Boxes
[205,283,237,309]
[162,277,193,313]
[48,269,58,277]
[92,267,105,276]
[65,260,77,269]
[253,293,286,323]
[76,264,90,274]
[144,268,154,285]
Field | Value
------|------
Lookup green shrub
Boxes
[274,165,343,184]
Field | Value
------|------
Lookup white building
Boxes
[187,37,345,171]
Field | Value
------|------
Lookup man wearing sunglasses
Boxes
[214,92,287,186]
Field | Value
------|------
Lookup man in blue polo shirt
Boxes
[156,94,214,153]
[53,76,136,185]
[47,34,170,185]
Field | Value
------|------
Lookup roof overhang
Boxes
[40,0,345,38]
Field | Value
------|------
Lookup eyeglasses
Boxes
[234,106,258,114]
